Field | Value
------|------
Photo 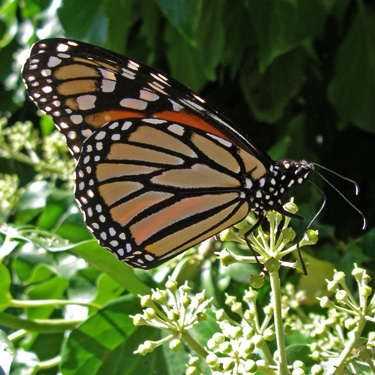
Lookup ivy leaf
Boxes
[328,3,375,133]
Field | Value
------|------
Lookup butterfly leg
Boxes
[244,217,265,271]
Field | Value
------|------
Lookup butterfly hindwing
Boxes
[74,118,266,268]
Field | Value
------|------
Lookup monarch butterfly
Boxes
[22,38,364,270]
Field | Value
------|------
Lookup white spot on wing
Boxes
[70,115,83,124]
[57,53,70,59]
[101,79,116,92]
[41,69,52,77]
[82,129,93,138]
[77,95,97,110]
[128,60,140,70]
[57,43,69,52]
[95,131,106,140]
[42,86,52,93]
[121,68,136,80]
[140,89,159,102]
[168,124,184,136]
[122,121,132,130]
[98,68,116,80]
[47,56,62,67]
[143,118,167,124]
[119,98,147,110]
[169,100,184,111]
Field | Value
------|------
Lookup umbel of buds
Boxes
[132,278,213,356]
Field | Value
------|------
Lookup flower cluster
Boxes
[0,118,74,185]
[204,288,275,374]
[310,266,375,373]
[219,203,318,273]
[132,278,213,356]
[0,173,19,222]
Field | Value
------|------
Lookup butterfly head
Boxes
[249,159,312,216]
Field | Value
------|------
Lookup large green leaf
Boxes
[156,0,202,44]
[100,0,137,54]
[57,0,107,43]
[165,25,208,92]
[196,0,225,79]
[240,49,307,123]
[69,240,150,295]
[245,0,329,70]
[25,276,69,319]
[328,3,375,133]
[97,327,168,375]
[61,295,147,375]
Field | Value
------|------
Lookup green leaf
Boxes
[13,243,54,282]
[222,1,256,78]
[240,49,307,123]
[161,332,189,375]
[196,0,225,80]
[165,25,208,92]
[26,264,54,285]
[0,264,11,311]
[57,0,107,43]
[297,252,334,305]
[100,0,137,53]
[39,115,54,137]
[25,276,69,319]
[93,273,125,307]
[60,295,141,375]
[69,240,150,295]
[98,328,168,375]
[138,1,162,62]
[156,0,202,44]
[328,3,375,133]
[245,0,330,70]
[0,0,18,48]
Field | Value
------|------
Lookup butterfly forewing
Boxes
[22,38,270,164]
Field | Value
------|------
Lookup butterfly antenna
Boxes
[306,180,326,230]
[312,162,360,194]
[311,163,367,230]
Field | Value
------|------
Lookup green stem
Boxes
[36,355,61,371]
[181,331,208,358]
[10,298,101,310]
[0,312,82,333]
[326,315,367,375]
[261,341,276,366]
[269,271,290,375]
